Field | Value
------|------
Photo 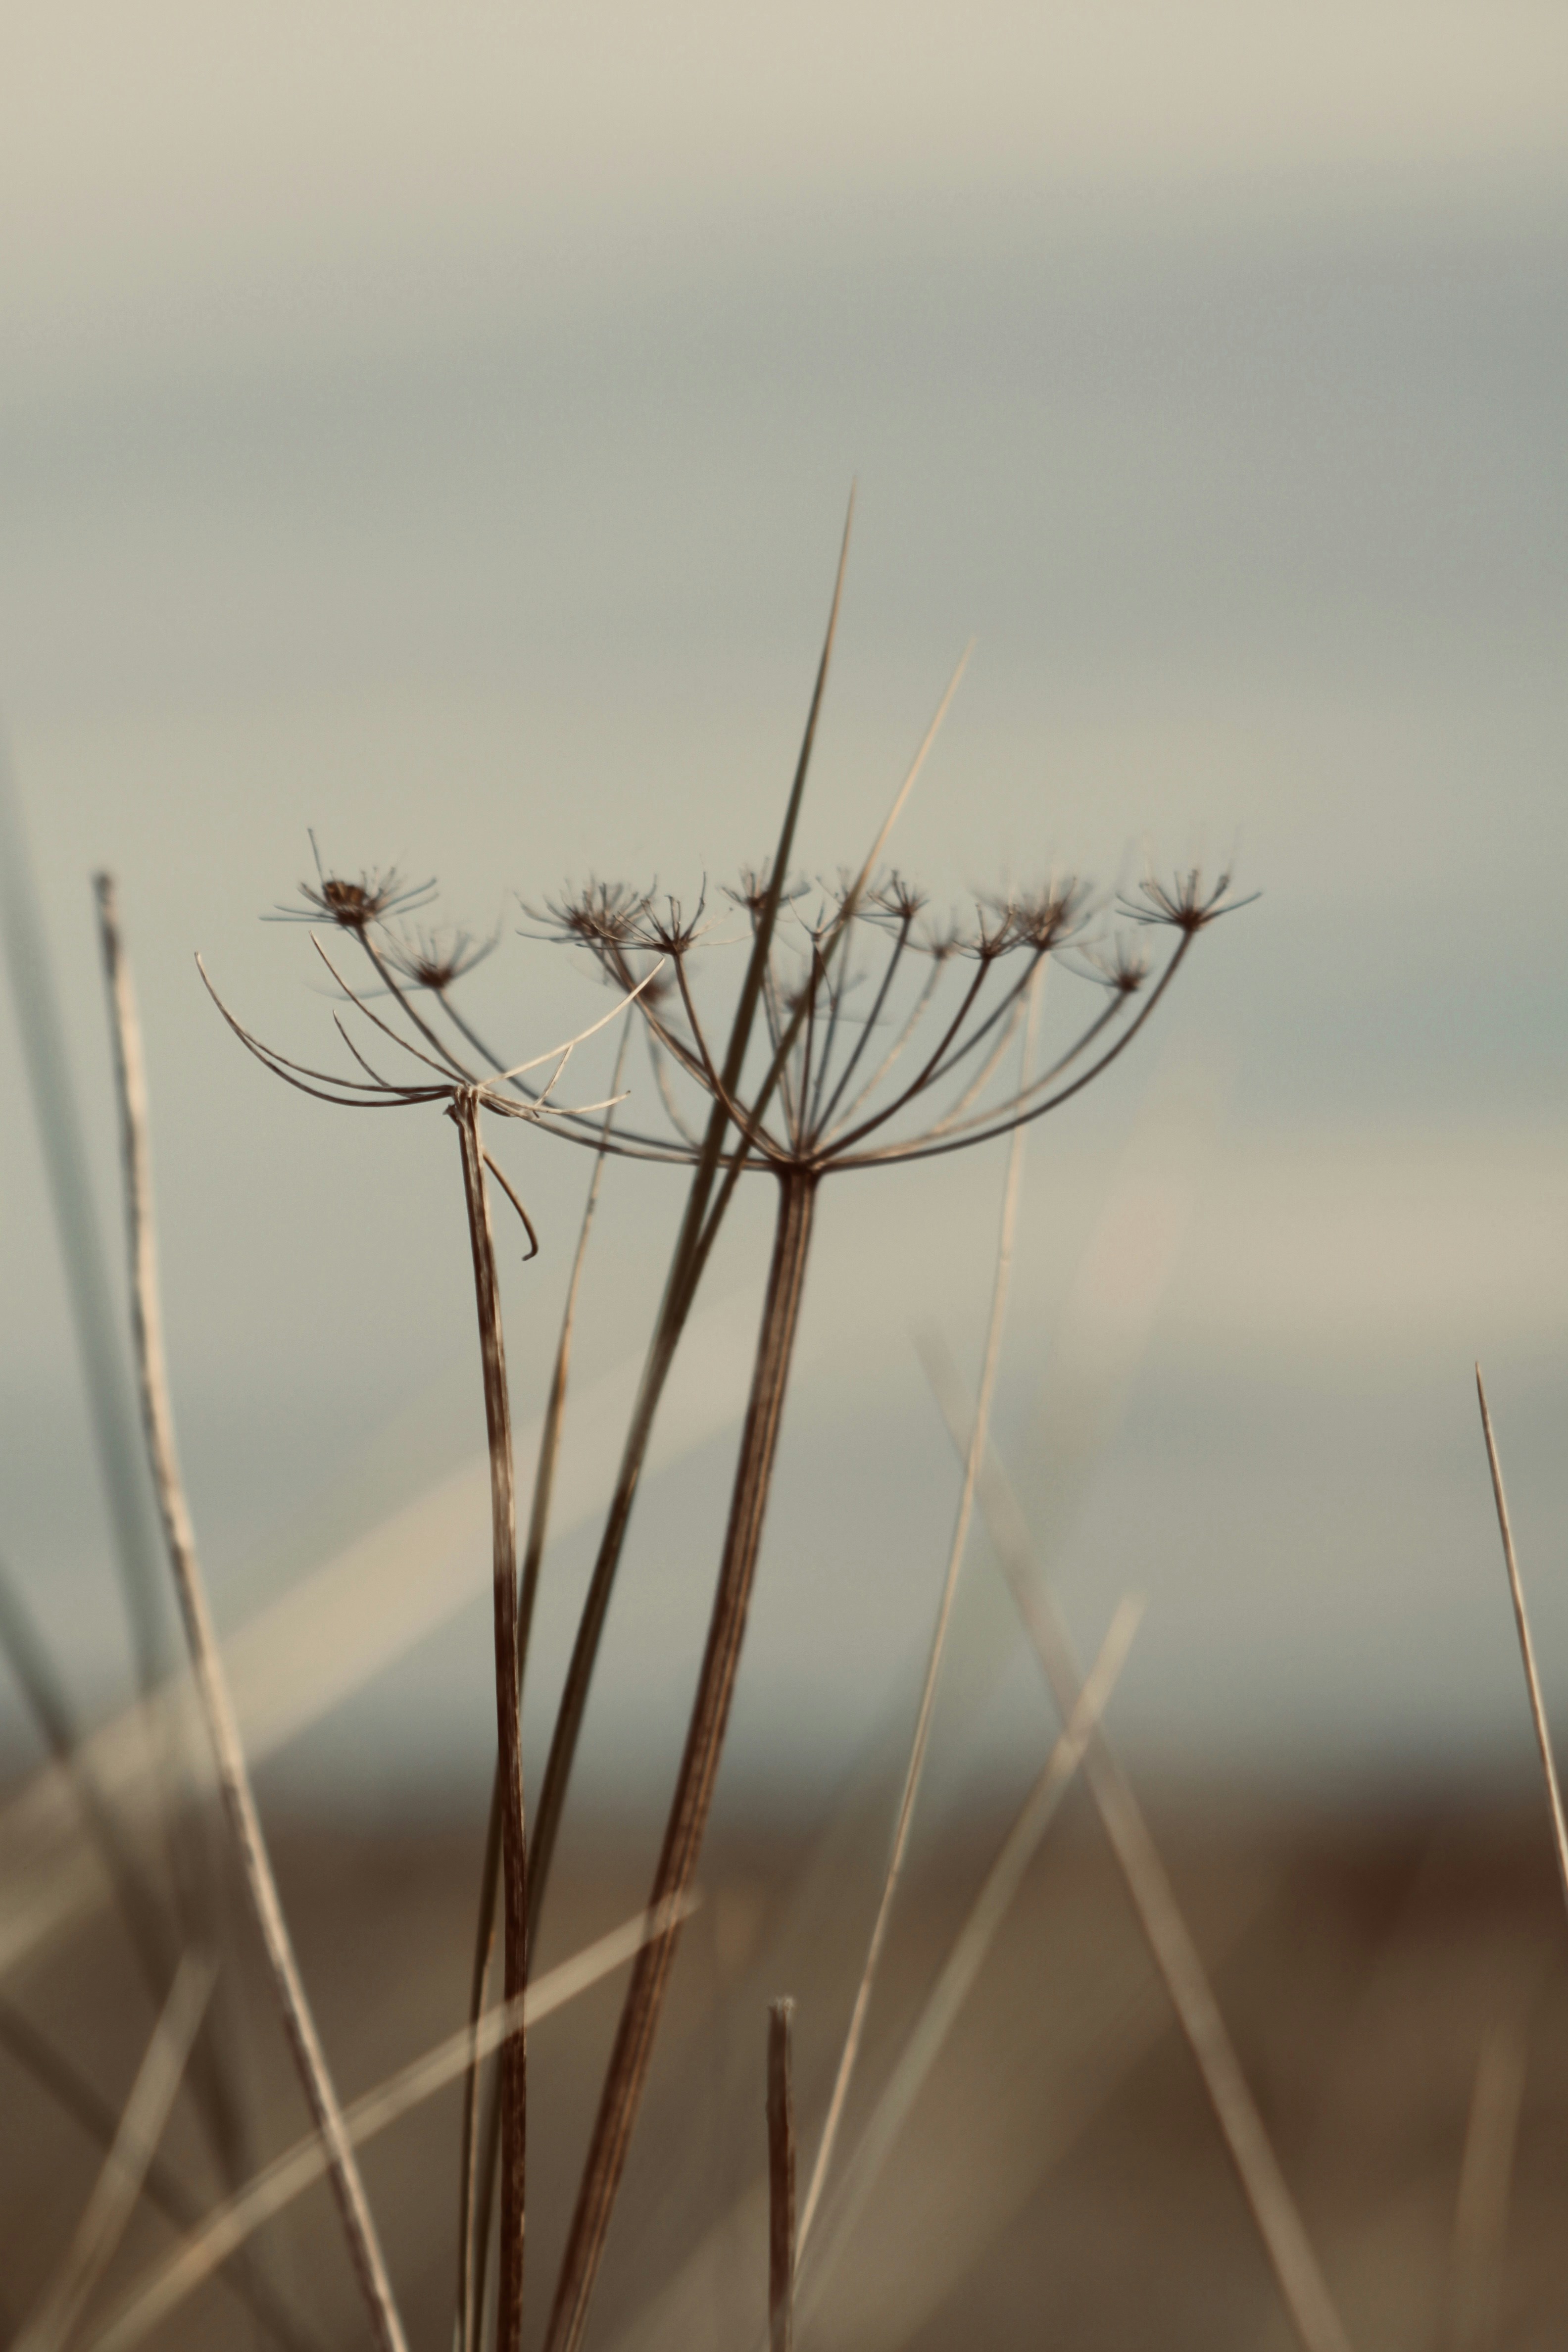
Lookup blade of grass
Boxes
[83,1893,698,2352]
[0,740,169,1702]
[95,876,409,2352]
[919,1329,1354,2352]
[1475,1365,1568,1916]
[13,1952,214,2352]
[797,969,1042,2257]
[796,1594,1143,2324]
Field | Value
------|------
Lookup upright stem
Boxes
[95,879,408,2352]
[451,1092,529,2352]
[544,1170,819,2352]
[767,2000,796,2352]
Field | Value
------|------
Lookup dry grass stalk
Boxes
[797,975,1042,2258]
[1474,1365,1568,1918]
[94,876,410,2352]
[767,1999,796,2352]
[920,1331,1354,2352]
[1448,2018,1527,2352]
[13,1952,214,2352]
[0,1996,323,2352]
[84,1894,698,2352]
[797,1593,1143,2323]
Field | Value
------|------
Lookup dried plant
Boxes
[201,903,654,2352]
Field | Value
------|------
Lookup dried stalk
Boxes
[544,1168,819,2352]
[920,1332,1354,2352]
[94,877,409,2352]
[450,1089,529,2352]
[798,974,1041,2256]
[1475,1365,1568,1917]
[85,1894,697,2352]
[14,1953,214,2352]
[797,1594,1142,2319]
[0,1996,323,2352]
[767,2000,796,2352]
[458,1028,628,2352]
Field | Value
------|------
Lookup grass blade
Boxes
[1474,1365,1568,1916]
[919,1329,1354,2352]
[767,2000,795,2352]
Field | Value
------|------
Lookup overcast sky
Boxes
[1,3,1565,1813]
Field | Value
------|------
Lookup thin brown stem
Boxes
[451,1090,529,2352]
[95,877,409,2352]
[457,1026,628,2352]
[1475,1365,1568,1919]
[544,1170,819,2352]
[1448,2018,1527,2352]
[767,2000,796,2352]
[920,1333,1354,2352]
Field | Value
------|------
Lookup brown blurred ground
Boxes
[4,1790,1568,2350]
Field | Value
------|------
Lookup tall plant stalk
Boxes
[544,1168,818,2352]
[450,1089,530,2352]
[95,879,410,2352]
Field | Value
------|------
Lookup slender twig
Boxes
[1475,1366,1568,1917]
[94,876,409,2352]
[798,973,1041,2255]
[13,1953,214,2352]
[544,1170,819,2352]
[1448,2018,1527,2352]
[0,1998,325,2352]
[451,1090,529,2352]
[767,2000,796,2352]
[83,1894,698,2352]
[919,1332,1354,2352]
[797,1597,1142,2318]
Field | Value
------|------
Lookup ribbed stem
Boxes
[544,1170,818,2352]
[450,1092,528,2352]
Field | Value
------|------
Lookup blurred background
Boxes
[1,6,1566,2345]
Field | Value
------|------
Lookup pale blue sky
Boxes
[1,2,1564,1810]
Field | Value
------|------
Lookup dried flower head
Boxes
[1120,865,1259,934]
[267,833,437,932]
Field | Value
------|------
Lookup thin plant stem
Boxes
[767,2000,796,2352]
[796,1596,1141,2322]
[919,1332,1354,2352]
[83,1894,696,2352]
[797,972,1041,2257]
[451,1090,529,2352]
[13,1953,214,2352]
[1475,1365,1568,1918]
[94,877,409,2352]
[0,1997,324,2352]
[544,1169,819,2352]
[459,1027,630,2352]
